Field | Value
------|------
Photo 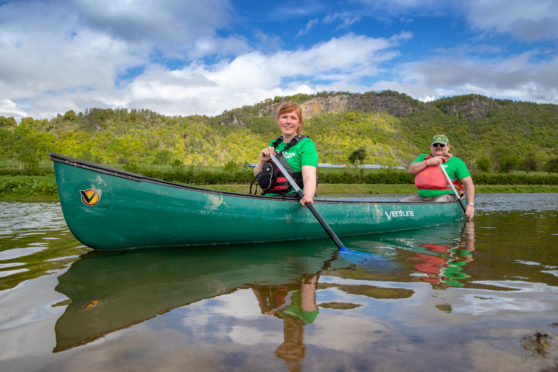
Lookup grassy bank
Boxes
[1,175,557,203]
[0,175,58,202]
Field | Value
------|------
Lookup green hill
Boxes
[1,91,557,173]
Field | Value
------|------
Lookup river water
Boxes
[0,194,557,372]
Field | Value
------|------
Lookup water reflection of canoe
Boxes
[50,153,463,250]
[53,241,347,352]
[54,227,461,352]
[357,222,466,255]
[365,222,474,287]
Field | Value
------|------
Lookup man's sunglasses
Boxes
[432,143,446,148]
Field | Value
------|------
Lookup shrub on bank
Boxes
[1,166,557,187]
[0,176,58,197]
[318,171,414,184]
[142,168,255,184]
[135,169,558,185]
[473,173,558,185]
[0,168,53,176]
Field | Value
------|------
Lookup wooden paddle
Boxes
[438,163,466,213]
[269,153,346,250]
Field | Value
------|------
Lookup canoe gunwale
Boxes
[48,152,454,206]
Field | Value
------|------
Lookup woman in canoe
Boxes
[254,102,319,206]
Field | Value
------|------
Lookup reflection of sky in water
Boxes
[0,247,47,260]
[451,280,558,316]
[0,268,28,278]
[154,286,394,353]
[138,273,558,359]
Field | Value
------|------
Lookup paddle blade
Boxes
[338,248,400,272]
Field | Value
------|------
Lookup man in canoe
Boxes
[254,102,319,206]
[402,134,475,220]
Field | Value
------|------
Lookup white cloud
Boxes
[372,51,558,104]
[357,0,558,42]
[189,35,251,59]
[464,0,558,41]
[296,18,320,38]
[296,12,360,39]
[0,1,142,117]
[1,0,557,122]
[74,0,234,49]
[323,12,361,28]
[0,99,28,118]
[0,0,238,119]
[120,33,400,116]
[1,31,400,119]
[355,0,456,16]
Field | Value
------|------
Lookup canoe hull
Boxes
[50,153,463,250]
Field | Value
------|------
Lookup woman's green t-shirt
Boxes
[270,137,319,172]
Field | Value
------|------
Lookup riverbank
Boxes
[1,178,557,203]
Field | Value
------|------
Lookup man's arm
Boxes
[460,176,475,220]
[408,156,445,175]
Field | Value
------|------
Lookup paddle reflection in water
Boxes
[344,221,475,288]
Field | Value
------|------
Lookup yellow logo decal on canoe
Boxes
[80,189,100,206]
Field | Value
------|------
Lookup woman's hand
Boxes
[260,146,275,162]
[254,146,276,176]
[299,194,314,206]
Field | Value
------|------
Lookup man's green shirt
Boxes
[412,154,470,198]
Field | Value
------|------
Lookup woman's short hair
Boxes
[276,103,304,134]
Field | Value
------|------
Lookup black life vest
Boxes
[251,135,307,195]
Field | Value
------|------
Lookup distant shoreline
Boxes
[1,183,557,203]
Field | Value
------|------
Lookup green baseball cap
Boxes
[431,134,449,145]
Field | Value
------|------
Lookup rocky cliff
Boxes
[435,95,501,121]
[223,91,531,128]
[257,91,424,120]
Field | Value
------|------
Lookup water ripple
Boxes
[475,193,558,212]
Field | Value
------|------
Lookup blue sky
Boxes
[1,0,557,120]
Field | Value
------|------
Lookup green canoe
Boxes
[50,153,464,250]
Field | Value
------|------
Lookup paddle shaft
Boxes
[439,163,466,213]
[269,153,346,249]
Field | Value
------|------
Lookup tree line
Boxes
[1,91,557,174]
